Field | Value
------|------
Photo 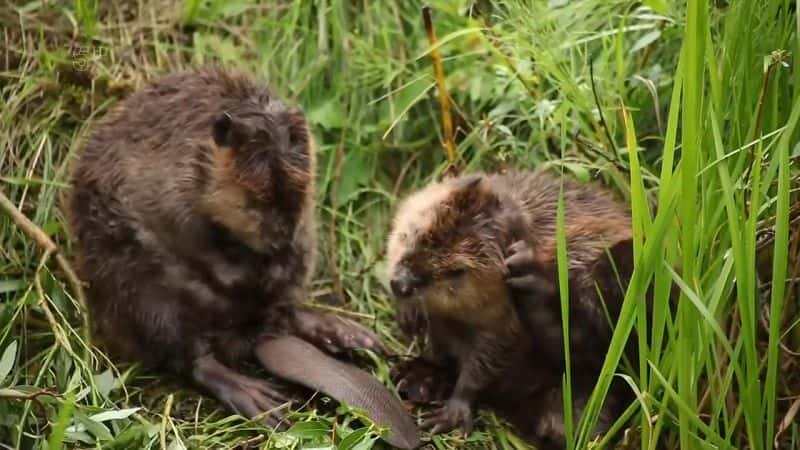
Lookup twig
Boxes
[589,60,618,156]
[34,249,71,350]
[422,5,459,176]
[744,51,789,209]
[752,54,783,151]
[0,387,60,403]
[775,396,800,448]
[779,339,800,356]
[237,434,266,449]
[573,133,628,173]
[757,208,800,251]
[0,189,88,320]
[328,139,346,304]
[1,190,57,253]
[392,151,423,198]
[160,393,174,450]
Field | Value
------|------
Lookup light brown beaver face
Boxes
[385,175,515,325]
[199,99,315,253]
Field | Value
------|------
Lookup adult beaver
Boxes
[68,66,420,448]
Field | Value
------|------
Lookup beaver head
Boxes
[198,95,315,254]
[385,174,525,328]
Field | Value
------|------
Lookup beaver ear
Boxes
[455,175,482,190]
[212,112,244,149]
[605,238,634,276]
[450,175,498,212]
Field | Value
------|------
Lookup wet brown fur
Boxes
[68,66,315,370]
[65,67,415,439]
[386,169,638,449]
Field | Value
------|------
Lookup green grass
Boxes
[1,0,799,449]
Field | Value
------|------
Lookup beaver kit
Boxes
[385,169,638,449]
[67,66,419,448]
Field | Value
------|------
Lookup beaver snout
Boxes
[390,267,423,299]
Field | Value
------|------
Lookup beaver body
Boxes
[385,169,637,448]
[68,66,420,447]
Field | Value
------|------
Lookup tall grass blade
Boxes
[763,95,800,449]
[556,171,574,449]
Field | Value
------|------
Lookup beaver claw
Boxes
[421,397,473,436]
[293,310,386,355]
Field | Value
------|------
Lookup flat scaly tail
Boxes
[255,335,421,449]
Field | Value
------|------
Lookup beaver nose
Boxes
[390,278,413,298]
[390,268,419,298]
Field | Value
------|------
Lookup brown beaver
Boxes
[67,65,419,448]
[384,169,640,449]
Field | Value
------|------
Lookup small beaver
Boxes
[68,66,419,448]
[385,169,638,448]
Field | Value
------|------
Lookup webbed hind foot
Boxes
[192,354,293,429]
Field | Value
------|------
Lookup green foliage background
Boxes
[1,0,798,449]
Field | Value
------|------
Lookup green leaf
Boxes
[0,279,25,294]
[337,428,376,450]
[167,438,187,450]
[103,424,151,448]
[43,220,61,236]
[268,432,298,448]
[64,430,94,444]
[192,34,242,65]
[631,30,661,53]
[350,434,377,450]
[336,152,370,205]
[287,420,330,439]
[381,76,434,138]
[73,386,91,402]
[642,0,669,14]
[561,163,590,182]
[0,341,17,385]
[89,407,141,423]
[73,411,114,441]
[93,369,116,398]
[309,99,345,130]
[181,0,203,24]
[216,0,253,17]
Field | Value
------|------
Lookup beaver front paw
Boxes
[390,357,453,405]
[504,240,557,296]
[420,397,473,436]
